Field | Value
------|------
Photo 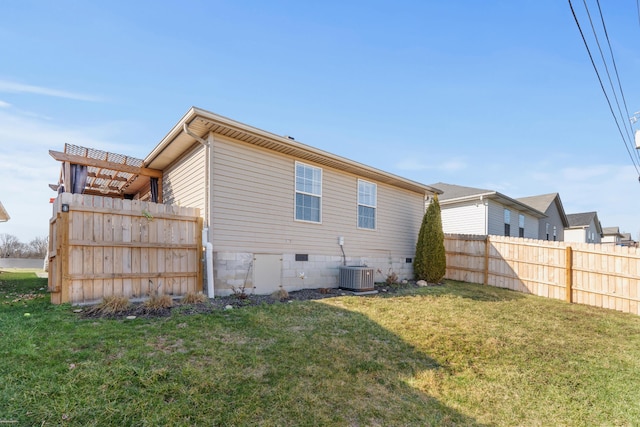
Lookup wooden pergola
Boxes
[49,144,163,202]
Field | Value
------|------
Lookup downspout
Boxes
[481,195,488,235]
[202,228,214,298]
[184,123,215,298]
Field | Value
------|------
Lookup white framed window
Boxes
[504,209,511,236]
[553,225,557,241]
[546,223,550,240]
[295,162,322,223]
[357,179,377,230]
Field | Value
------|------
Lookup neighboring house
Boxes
[516,193,568,241]
[602,226,624,245]
[0,201,9,223]
[565,212,603,243]
[144,107,441,296]
[620,233,638,247]
[429,182,546,238]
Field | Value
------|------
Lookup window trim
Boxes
[294,161,322,224]
[357,179,377,230]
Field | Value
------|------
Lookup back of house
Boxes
[146,107,440,296]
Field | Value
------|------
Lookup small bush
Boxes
[270,286,289,301]
[143,294,173,310]
[181,292,209,304]
[376,268,399,286]
[385,270,399,285]
[86,295,131,316]
[230,284,251,299]
[414,194,446,283]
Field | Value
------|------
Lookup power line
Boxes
[568,0,640,176]
[593,0,640,165]
[580,0,640,166]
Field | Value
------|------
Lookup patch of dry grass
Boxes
[180,291,208,304]
[142,294,173,310]
[85,295,131,316]
[270,286,289,301]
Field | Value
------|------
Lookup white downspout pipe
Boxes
[185,123,215,298]
[202,228,214,298]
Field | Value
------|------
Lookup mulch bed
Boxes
[78,283,424,320]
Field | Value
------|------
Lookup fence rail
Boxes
[444,234,640,315]
[48,193,202,305]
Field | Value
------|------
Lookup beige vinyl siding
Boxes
[162,144,206,214]
[210,134,424,258]
[440,201,487,235]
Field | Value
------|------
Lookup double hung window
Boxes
[518,214,525,238]
[357,180,377,229]
[504,209,511,236]
[295,162,322,223]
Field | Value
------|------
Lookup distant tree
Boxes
[28,236,48,258]
[414,194,446,283]
[0,233,22,258]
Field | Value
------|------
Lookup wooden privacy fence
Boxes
[445,234,640,315]
[49,193,202,305]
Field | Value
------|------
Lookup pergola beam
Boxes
[49,150,163,178]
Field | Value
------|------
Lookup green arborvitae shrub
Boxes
[414,194,446,283]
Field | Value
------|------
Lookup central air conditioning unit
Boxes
[339,266,375,291]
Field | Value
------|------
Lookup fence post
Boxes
[565,246,573,303]
[60,209,70,304]
[484,236,490,285]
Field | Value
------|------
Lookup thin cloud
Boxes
[0,100,10,108]
[0,80,101,102]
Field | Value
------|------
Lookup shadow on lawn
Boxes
[211,301,488,426]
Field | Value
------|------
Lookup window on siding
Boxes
[504,209,511,236]
[295,162,321,223]
[357,180,377,229]
[518,214,525,238]
[553,225,557,241]
[546,223,550,240]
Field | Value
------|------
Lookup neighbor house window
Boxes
[504,209,511,236]
[546,223,550,240]
[295,162,322,223]
[357,180,377,229]
[553,226,557,241]
[518,214,525,238]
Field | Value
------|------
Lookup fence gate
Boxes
[48,193,202,305]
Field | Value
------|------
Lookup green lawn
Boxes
[1,271,640,426]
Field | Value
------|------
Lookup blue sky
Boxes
[2,0,640,242]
